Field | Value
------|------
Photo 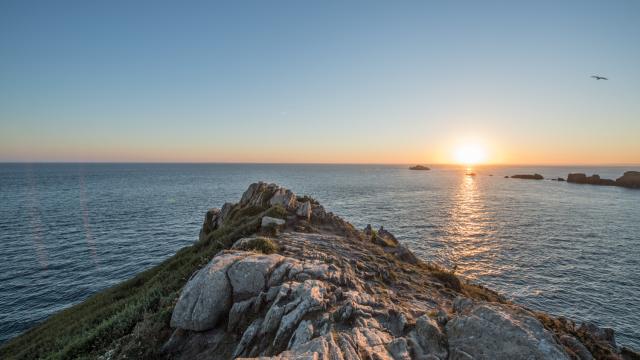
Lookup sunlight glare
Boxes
[454,144,487,165]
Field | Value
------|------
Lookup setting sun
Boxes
[454,144,488,165]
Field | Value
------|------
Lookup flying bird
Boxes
[591,75,608,80]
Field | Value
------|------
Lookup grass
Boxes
[234,236,279,254]
[0,203,273,360]
[424,263,462,292]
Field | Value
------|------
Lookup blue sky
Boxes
[1,0,639,163]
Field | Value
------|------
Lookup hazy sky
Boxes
[1,0,639,164]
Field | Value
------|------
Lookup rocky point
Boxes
[156,182,638,360]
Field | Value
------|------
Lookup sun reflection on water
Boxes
[440,168,501,281]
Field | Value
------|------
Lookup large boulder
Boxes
[240,182,277,207]
[228,254,284,300]
[408,315,448,359]
[270,188,297,208]
[170,252,248,331]
[262,216,286,227]
[616,171,640,188]
[446,300,570,360]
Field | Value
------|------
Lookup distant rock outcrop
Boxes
[616,171,640,188]
[510,173,544,180]
[568,173,617,186]
[409,165,430,170]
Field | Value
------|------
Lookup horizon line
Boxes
[1,161,639,167]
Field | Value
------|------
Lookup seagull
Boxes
[591,75,608,80]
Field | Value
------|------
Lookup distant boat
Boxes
[409,165,430,171]
[465,172,476,176]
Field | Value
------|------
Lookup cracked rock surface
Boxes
[164,182,636,360]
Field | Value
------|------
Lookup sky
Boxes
[1,0,639,164]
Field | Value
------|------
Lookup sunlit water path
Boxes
[1,163,639,348]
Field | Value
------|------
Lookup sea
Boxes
[0,163,638,348]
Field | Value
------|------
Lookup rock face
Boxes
[447,300,569,359]
[567,173,616,186]
[170,252,249,331]
[296,201,311,220]
[566,172,640,188]
[510,173,544,180]
[163,182,634,360]
[616,171,640,188]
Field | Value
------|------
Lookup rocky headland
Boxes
[567,171,640,188]
[1,182,638,360]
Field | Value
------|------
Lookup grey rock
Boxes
[240,182,272,206]
[274,280,328,347]
[288,320,314,349]
[348,327,394,359]
[446,303,570,360]
[233,318,263,358]
[228,254,284,300]
[270,187,297,208]
[199,208,220,241]
[579,322,617,349]
[452,296,474,313]
[262,303,286,335]
[411,315,447,359]
[311,204,327,219]
[269,260,295,287]
[217,202,234,227]
[385,309,407,336]
[228,298,255,332]
[386,338,411,360]
[170,252,247,331]
[262,216,286,228]
[560,335,593,360]
[296,201,312,221]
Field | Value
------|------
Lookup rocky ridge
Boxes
[567,171,640,188]
[162,182,637,360]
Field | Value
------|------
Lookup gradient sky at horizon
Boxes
[1,0,639,164]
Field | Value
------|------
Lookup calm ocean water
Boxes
[0,163,639,348]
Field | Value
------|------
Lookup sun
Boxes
[454,144,487,165]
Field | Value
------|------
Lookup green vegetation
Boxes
[428,264,462,292]
[295,195,319,205]
[234,236,279,254]
[0,203,274,360]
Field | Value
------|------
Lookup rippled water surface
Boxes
[1,163,639,347]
